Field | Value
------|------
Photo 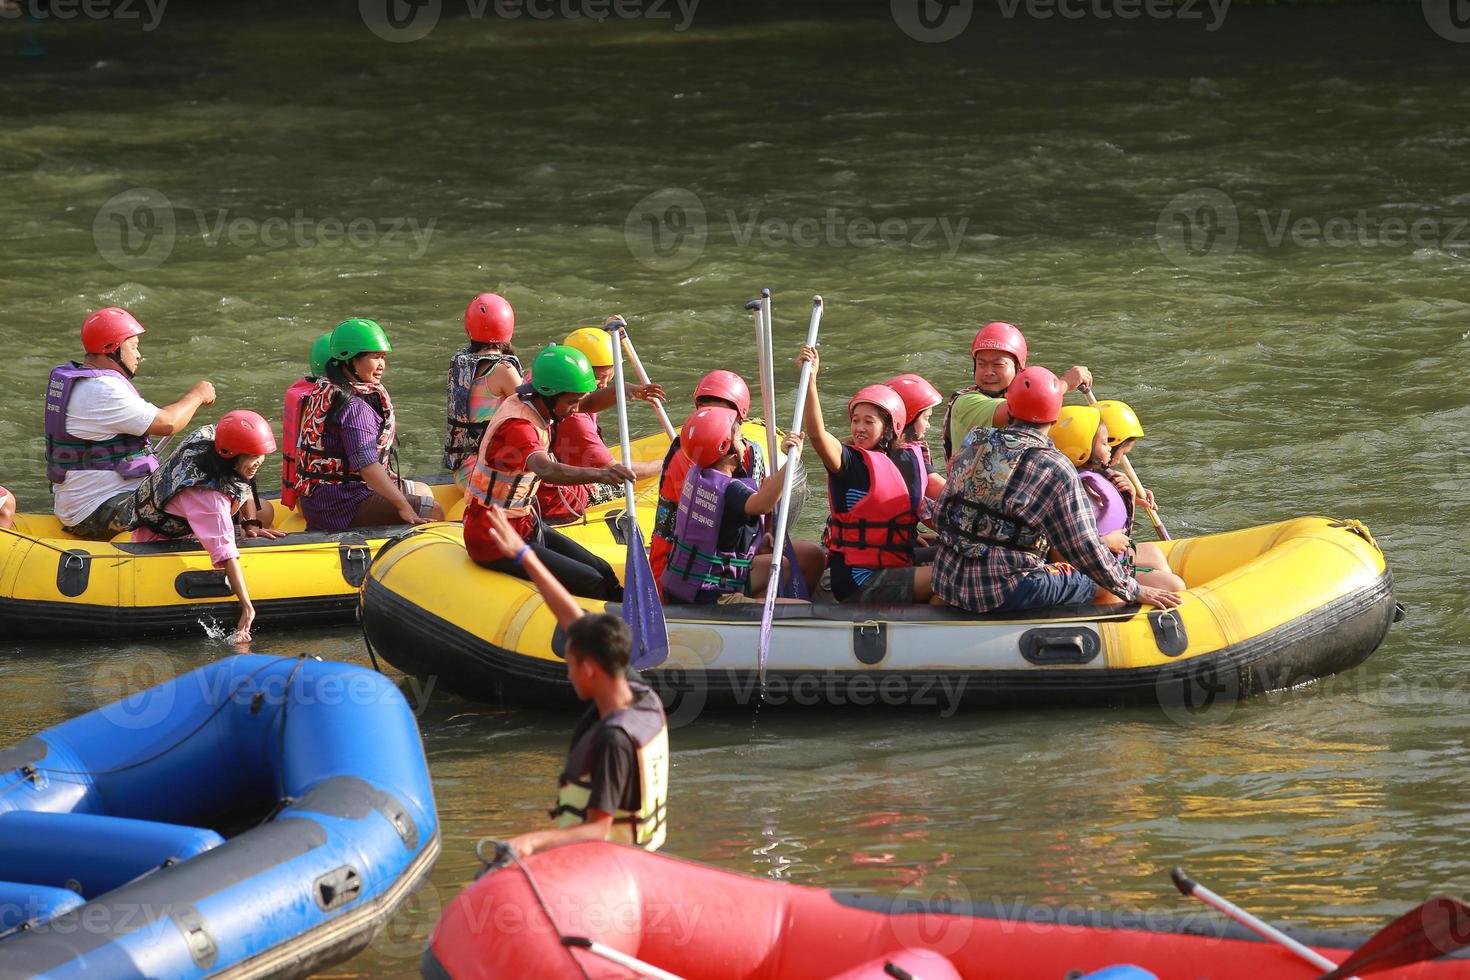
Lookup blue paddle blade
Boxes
[777,537,809,600]
[623,522,669,671]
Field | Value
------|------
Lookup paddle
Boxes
[1174,868,1470,978]
[746,291,808,599]
[560,936,687,980]
[757,296,823,689]
[1172,867,1348,974]
[606,320,669,670]
[1317,896,1470,980]
[614,319,677,441]
[1079,385,1171,540]
[757,288,779,470]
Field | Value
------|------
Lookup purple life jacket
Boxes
[661,467,762,604]
[1079,469,1130,536]
[44,363,158,485]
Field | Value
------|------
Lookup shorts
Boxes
[996,562,1098,611]
[61,490,138,540]
[838,565,916,605]
[407,492,438,518]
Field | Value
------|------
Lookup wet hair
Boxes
[566,613,632,676]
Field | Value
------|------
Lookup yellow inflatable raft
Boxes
[360,517,1401,711]
[0,422,784,639]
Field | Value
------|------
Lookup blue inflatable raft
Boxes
[0,654,439,978]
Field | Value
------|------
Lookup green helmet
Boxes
[328,317,392,363]
[530,345,597,397]
[308,332,332,376]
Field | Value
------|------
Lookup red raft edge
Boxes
[421,841,1470,980]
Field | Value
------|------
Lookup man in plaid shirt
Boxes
[933,367,1182,614]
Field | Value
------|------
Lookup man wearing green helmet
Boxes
[280,332,332,511]
[462,344,636,599]
[294,318,445,530]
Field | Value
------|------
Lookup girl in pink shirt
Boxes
[131,411,286,641]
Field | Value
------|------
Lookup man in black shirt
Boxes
[482,507,669,857]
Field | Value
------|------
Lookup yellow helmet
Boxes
[1051,405,1102,465]
[562,327,615,368]
[1095,400,1145,447]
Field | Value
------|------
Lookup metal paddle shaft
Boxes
[758,295,822,686]
[1171,868,1354,976]
[758,288,779,470]
[561,936,687,980]
[1079,385,1170,540]
[608,321,669,669]
[618,326,677,441]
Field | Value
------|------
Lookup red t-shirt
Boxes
[538,411,612,522]
[463,419,544,563]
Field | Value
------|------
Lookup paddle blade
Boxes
[1318,896,1470,980]
[622,522,670,671]
[777,538,810,600]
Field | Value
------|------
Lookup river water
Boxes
[1,3,1468,976]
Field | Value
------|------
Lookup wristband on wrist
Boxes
[512,544,530,566]
[240,518,264,530]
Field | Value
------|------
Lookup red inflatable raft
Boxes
[422,842,1470,979]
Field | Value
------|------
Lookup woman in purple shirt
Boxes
[295,318,445,531]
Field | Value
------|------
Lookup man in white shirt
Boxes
[46,308,216,538]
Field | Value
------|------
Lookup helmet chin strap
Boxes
[979,386,1007,398]
[107,350,136,379]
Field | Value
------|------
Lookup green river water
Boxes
[1,3,1468,975]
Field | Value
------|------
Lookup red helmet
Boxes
[1005,367,1066,424]
[214,410,278,458]
[848,384,908,436]
[680,406,738,468]
[82,307,145,355]
[464,293,515,344]
[884,374,943,425]
[970,321,1028,369]
[692,370,751,420]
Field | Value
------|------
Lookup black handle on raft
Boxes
[1171,866,1197,896]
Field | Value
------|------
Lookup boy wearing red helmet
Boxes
[660,407,810,604]
[942,321,1093,461]
[130,411,288,641]
[797,346,932,604]
[932,368,1181,614]
[444,293,523,483]
[885,373,947,500]
[46,307,216,538]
